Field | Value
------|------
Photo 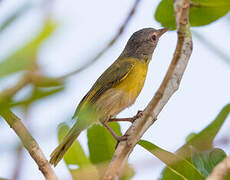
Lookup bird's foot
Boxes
[134,110,143,120]
[108,110,144,123]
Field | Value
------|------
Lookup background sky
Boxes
[0,0,230,179]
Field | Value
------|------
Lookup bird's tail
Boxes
[50,122,84,166]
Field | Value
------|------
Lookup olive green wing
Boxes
[73,58,135,118]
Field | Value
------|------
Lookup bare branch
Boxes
[0,74,30,102]
[0,110,57,180]
[207,156,230,180]
[57,0,141,80]
[103,0,192,179]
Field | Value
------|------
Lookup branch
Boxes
[57,0,141,80]
[206,156,230,180]
[103,0,192,179]
[0,110,57,180]
[0,74,30,102]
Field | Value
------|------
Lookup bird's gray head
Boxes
[120,27,169,62]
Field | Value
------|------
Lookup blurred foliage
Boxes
[138,104,230,180]
[0,20,56,78]
[155,0,230,29]
[0,3,31,33]
[10,86,64,107]
[58,122,134,180]
[0,16,64,112]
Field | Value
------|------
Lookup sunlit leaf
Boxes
[0,20,56,78]
[87,122,122,164]
[0,3,31,33]
[70,166,100,180]
[160,104,230,179]
[177,104,230,157]
[192,148,227,178]
[139,140,204,180]
[155,0,230,30]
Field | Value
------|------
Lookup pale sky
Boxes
[0,0,230,179]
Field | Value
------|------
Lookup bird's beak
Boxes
[157,27,170,37]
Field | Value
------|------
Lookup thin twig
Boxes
[206,156,230,180]
[0,110,57,180]
[103,0,192,179]
[57,0,141,80]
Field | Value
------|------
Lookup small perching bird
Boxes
[50,27,169,166]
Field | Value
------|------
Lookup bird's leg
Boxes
[102,122,127,142]
[108,110,143,123]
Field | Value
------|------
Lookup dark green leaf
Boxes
[0,3,31,33]
[139,140,204,180]
[58,123,91,167]
[0,20,56,78]
[192,148,227,178]
[87,122,122,164]
[155,0,230,29]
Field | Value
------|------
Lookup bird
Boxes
[50,27,169,166]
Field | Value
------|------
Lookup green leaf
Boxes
[0,3,31,33]
[58,123,91,167]
[138,140,204,180]
[0,20,56,78]
[159,104,230,179]
[87,122,122,164]
[192,148,227,178]
[155,0,230,29]
[178,104,230,157]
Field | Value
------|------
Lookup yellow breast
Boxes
[115,59,148,107]
[91,58,149,121]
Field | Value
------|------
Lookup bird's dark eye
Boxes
[151,35,157,41]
